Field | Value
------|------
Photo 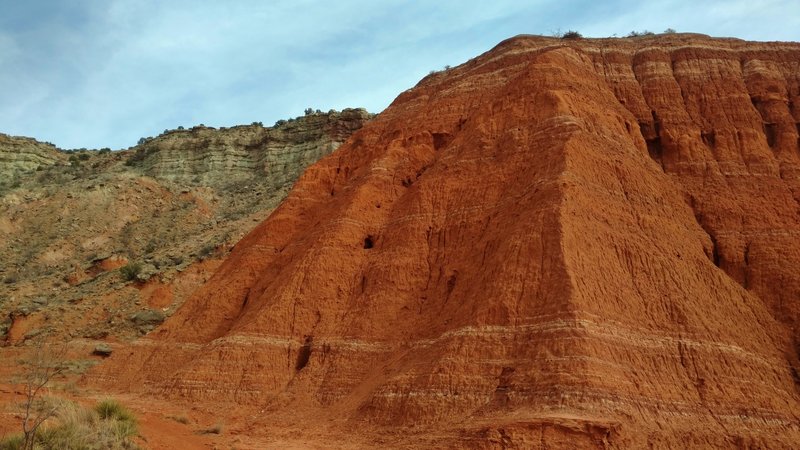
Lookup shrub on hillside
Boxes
[561,30,582,39]
[0,399,139,450]
[119,262,142,282]
[95,399,138,436]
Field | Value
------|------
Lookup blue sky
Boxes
[1,0,798,149]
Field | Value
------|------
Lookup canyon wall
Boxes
[92,35,800,448]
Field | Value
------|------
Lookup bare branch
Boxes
[16,339,68,450]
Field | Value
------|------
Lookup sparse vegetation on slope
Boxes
[0,399,139,450]
[0,108,372,344]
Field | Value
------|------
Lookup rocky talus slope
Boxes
[94,34,800,448]
[0,109,371,344]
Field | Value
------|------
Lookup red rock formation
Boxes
[92,34,800,448]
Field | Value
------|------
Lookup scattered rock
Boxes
[130,309,166,328]
[92,343,113,357]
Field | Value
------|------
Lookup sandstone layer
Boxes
[93,35,800,448]
[0,133,63,181]
[0,109,371,343]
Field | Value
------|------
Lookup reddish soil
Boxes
[86,34,800,448]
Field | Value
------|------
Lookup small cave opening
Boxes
[295,336,313,371]
[432,132,452,151]
[701,130,716,148]
[646,137,663,164]
[363,235,375,249]
[638,120,663,167]
[764,123,778,148]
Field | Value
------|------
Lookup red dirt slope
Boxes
[91,34,800,448]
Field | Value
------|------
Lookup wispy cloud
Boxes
[1,0,798,149]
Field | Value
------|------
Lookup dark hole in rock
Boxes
[709,235,720,267]
[646,137,663,163]
[447,274,457,294]
[295,336,313,371]
[432,132,451,151]
[639,121,663,164]
[764,123,777,148]
[364,236,375,249]
[701,130,715,148]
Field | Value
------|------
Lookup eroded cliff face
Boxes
[92,35,800,448]
[0,134,63,181]
[0,109,371,343]
[132,110,367,186]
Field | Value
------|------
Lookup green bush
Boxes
[198,244,216,259]
[561,30,582,39]
[119,262,142,282]
[95,400,135,424]
[95,400,138,440]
